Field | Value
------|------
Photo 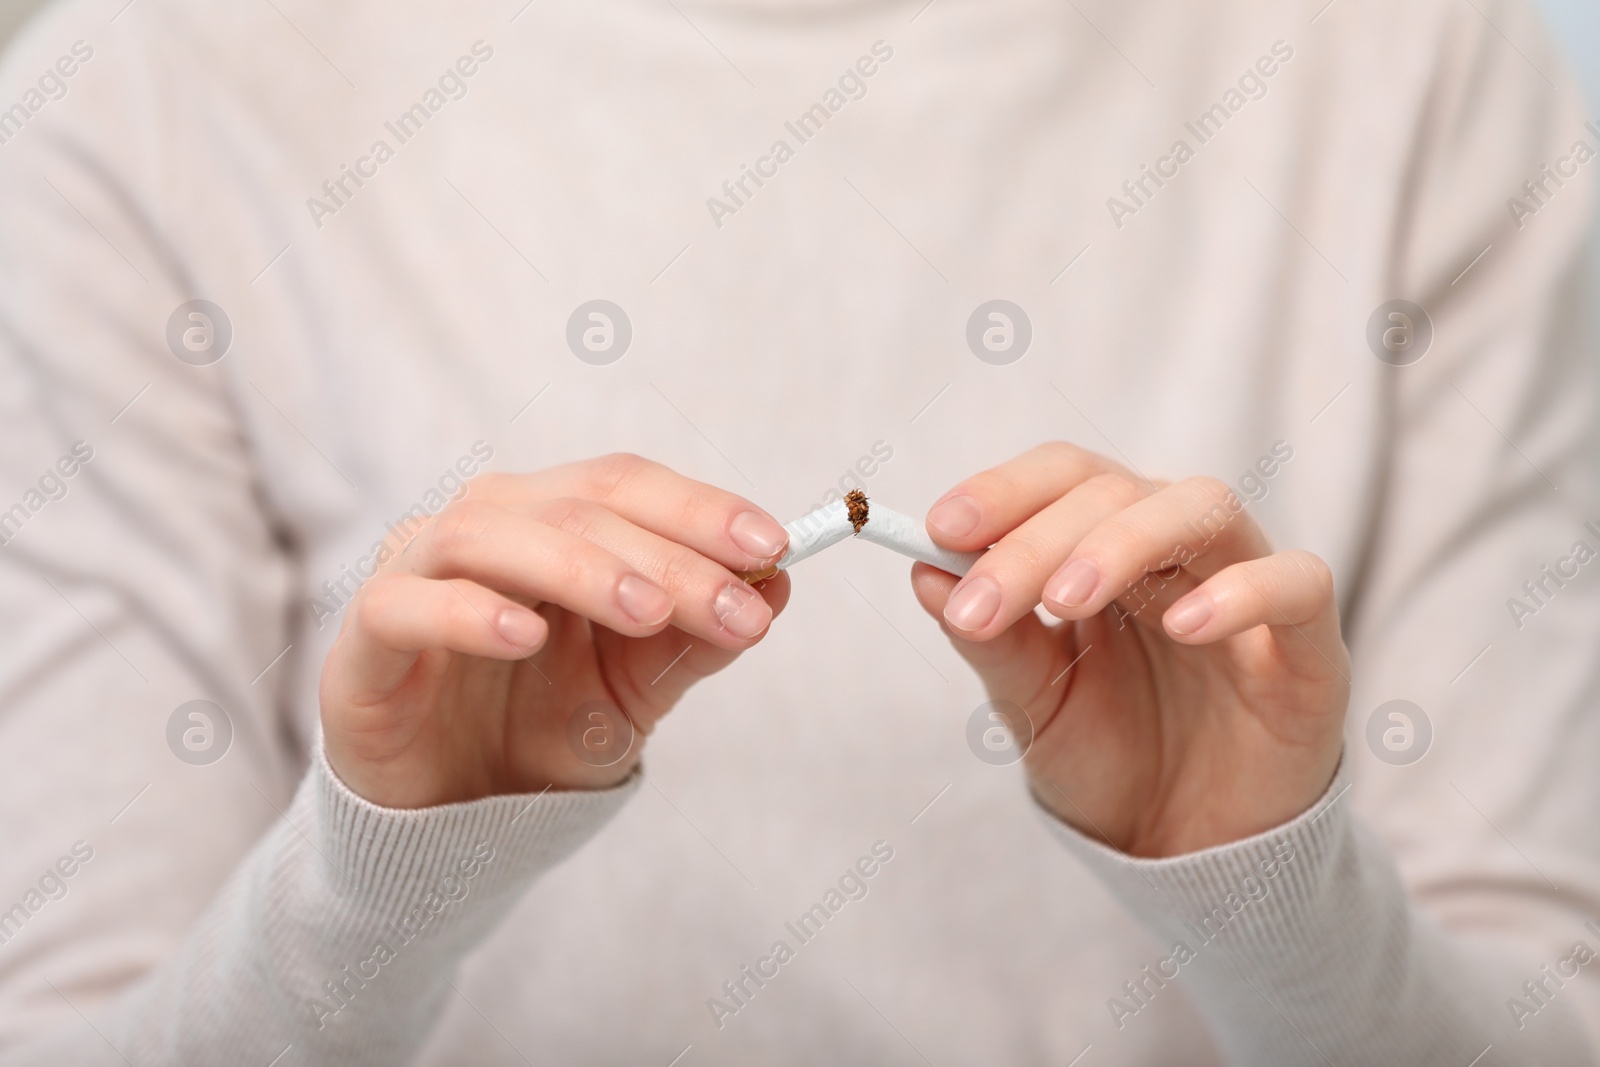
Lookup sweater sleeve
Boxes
[0,9,636,1064]
[1043,4,1600,1061]
[9,745,639,1067]
[1040,761,1593,1064]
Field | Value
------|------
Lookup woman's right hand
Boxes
[318,454,791,808]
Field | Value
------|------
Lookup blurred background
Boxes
[0,0,1576,113]
[0,0,1596,107]
[1543,0,1599,107]
[0,0,38,55]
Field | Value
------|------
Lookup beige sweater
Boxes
[0,0,1597,1062]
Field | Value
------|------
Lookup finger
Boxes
[924,442,1136,551]
[329,573,547,702]
[911,563,1070,704]
[599,572,793,716]
[528,497,776,647]
[474,455,790,570]
[1042,476,1273,620]
[1162,550,1345,668]
[939,473,1148,639]
[404,499,679,640]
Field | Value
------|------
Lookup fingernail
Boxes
[714,581,773,639]
[496,608,544,649]
[1046,559,1100,608]
[729,511,789,561]
[618,574,674,627]
[1165,595,1213,636]
[944,575,1002,632]
[927,495,981,540]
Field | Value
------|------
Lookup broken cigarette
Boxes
[739,489,983,582]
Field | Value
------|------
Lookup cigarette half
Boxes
[738,489,983,582]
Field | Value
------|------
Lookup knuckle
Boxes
[585,451,650,500]
[552,538,606,594]
[532,496,600,538]
[445,587,488,633]
[1092,519,1144,561]
[465,471,516,503]
[1185,475,1236,507]
[353,574,404,633]
[427,500,497,563]
[1289,551,1336,599]
[1179,481,1243,541]
[674,482,730,531]
[993,532,1053,576]
[1035,440,1087,468]
[652,549,703,596]
[1039,440,1117,481]
[1085,472,1144,508]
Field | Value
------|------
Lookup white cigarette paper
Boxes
[770,499,857,569]
[856,503,983,576]
[762,496,983,577]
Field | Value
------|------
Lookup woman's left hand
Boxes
[913,443,1350,858]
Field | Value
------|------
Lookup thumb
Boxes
[910,563,1067,702]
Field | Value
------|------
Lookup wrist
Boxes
[324,735,640,808]
[1030,745,1343,858]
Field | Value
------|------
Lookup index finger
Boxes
[472,453,790,571]
[925,442,1142,551]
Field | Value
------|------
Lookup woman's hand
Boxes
[319,454,790,808]
[913,443,1349,858]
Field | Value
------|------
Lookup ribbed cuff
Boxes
[1038,756,1351,937]
[268,737,643,1052]
[1038,757,1383,1064]
[311,739,642,915]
